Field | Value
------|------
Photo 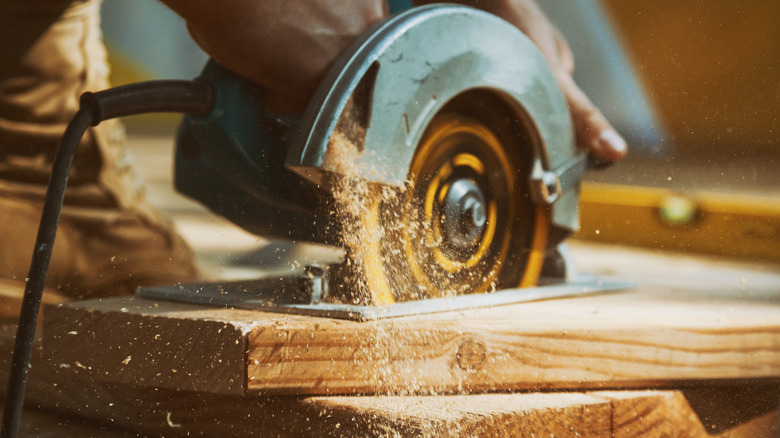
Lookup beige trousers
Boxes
[0,0,198,301]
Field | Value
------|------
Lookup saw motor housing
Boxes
[173,5,587,303]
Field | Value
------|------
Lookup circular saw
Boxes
[156,4,628,316]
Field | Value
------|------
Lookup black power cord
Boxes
[1,80,214,438]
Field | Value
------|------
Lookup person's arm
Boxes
[415,0,627,161]
[162,0,625,161]
[160,0,388,114]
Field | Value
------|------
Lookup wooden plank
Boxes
[312,391,779,437]
[44,242,780,395]
[244,289,780,393]
[604,390,709,437]
[16,329,760,437]
[44,298,250,395]
[6,338,777,438]
[307,392,614,436]
[34,240,780,437]
[44,276,780,396]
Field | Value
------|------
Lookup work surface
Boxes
[13,134,780,436]
[34,241,780,436]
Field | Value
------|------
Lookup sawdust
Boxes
[323,109,498,305]
[324,130,450,305]
[323,130,399,304]
[320,110,504,436]
[322,115,451,430]
[324,169,465,435]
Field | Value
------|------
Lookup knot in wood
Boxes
[456,340,487,371]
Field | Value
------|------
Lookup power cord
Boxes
[0,80,214,438]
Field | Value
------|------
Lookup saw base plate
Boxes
[137,275,633,321]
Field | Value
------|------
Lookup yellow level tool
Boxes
[579,182,780,263]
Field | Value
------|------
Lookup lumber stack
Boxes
[1,242,778,436]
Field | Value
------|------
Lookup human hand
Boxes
[162,0,388,114]
[165,0,625,161]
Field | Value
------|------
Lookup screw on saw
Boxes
[443,178,488,248]
[462,195,487,234]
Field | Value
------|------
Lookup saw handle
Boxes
[80,80,213,124]
[173,60,341,244]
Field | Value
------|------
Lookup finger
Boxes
[556,72,627,161]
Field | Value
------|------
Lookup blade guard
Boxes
[286,5,582,232]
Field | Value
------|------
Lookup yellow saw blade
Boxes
[348,110,548,304]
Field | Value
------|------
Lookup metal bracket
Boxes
[137,270,633,322]
[532,171,563,205]
[531,152,589,205]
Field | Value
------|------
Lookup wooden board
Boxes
[2,209,776,436]
[44,240,780,396]
[4,331,777,438]
[5,365,779,437]
[43,298,249,395]
[4,110,777,435]
[308,390,778,437]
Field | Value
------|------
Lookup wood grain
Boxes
[44,299,250,395]
[245,293,780,394]
[9,241,780,436]
[6,343,777,438]
[44,279,780,396]
[311,391,779,437]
